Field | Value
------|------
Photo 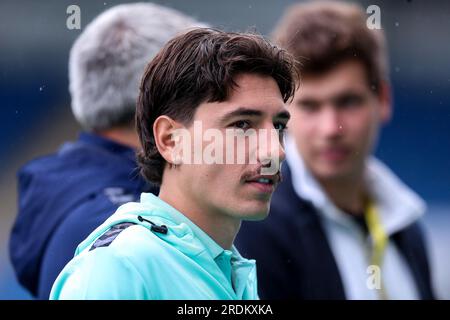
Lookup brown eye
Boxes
[231,120,251,130]
[336,94,364,109]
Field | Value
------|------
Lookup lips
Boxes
[244,174,280,194]
[318,146,351,162]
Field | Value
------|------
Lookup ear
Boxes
[378,81,392,124]
[153,115,183,165]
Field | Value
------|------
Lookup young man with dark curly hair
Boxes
[50,28,298,300]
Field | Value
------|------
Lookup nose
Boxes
[258,126,285,175]
[318,107,342,138]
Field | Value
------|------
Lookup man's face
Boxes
[176,73,289,221]
[289,60,390,182]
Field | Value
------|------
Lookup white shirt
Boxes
[285,136,426,299]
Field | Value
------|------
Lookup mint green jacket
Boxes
[50,193,258,300]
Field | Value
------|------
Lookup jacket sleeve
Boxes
[50,248,150,300]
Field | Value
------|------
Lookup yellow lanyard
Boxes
[364,201,388,299]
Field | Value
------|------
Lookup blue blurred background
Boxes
[1,0,449,299]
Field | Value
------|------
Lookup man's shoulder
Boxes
[75,209,183,268]
[92,222,168,256]
[18,149,66,177]
[50,233,152,299]
[50,222,168,296]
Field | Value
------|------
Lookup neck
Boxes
[158,174,239,250]
[97,127,140,149]
[317,171,368,216]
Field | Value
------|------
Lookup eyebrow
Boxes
[296,97,320,105]
[219,107,290,124]
[296,90,368,106]
[219,107,263,123]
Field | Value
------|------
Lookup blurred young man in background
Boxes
[9,3,205,299]
[237,1,434,300]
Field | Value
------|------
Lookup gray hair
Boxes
[69,2,207,131]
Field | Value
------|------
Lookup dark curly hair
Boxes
[136,28,299,185]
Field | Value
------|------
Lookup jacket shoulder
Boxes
[50,241,151,299]
[51,222,168,300]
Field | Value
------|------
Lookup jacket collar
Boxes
[79,132,136,163]
[285,136,426,235]
[80,192,256,298]
[138,193,256,297]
